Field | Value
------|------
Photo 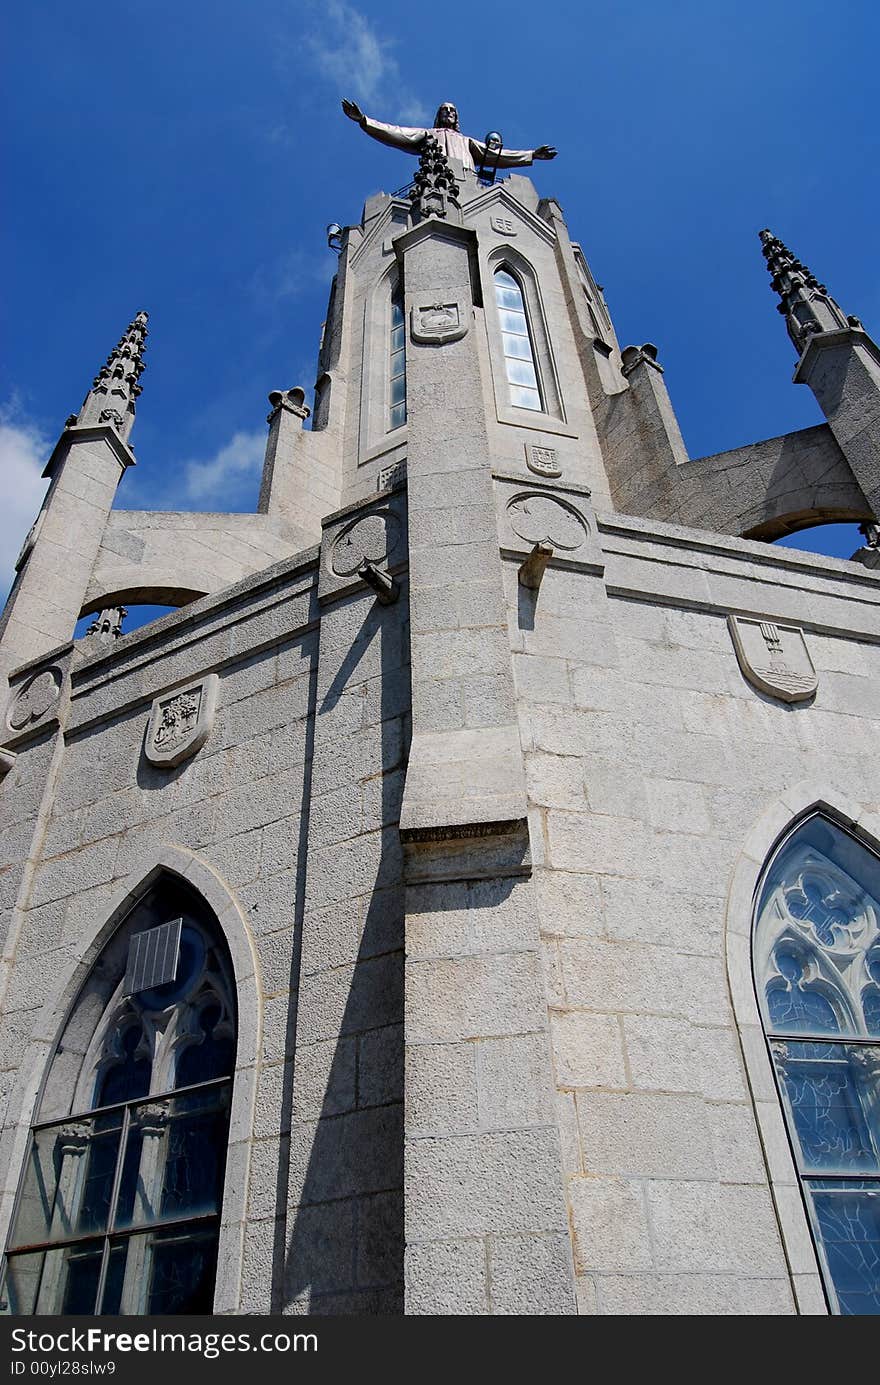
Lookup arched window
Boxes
[0,876,236,1316]
[494,267,542,411]
[754,815,880,1314]
[389,287,406,430]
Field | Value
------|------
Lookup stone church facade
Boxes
[0,146,879,1315]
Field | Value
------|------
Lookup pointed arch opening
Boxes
[494,266,542,411]
[485,248,563,425]
[0,872,238,1316]
[753,813,880,1315]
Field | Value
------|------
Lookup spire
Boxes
[410,134,460,222]
[76,310,148,442]
[759,230,860,356]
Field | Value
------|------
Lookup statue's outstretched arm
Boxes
[468,138,558,168]
[341,99,426,154]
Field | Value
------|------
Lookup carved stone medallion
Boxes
[331,511,401,577]
[507,494,587,551]
[411,301,467,345]
[7,668,61,732]
[490,216,516,236]
[525,444,562,478]
[145,675,218,768]
[728,615,818,703]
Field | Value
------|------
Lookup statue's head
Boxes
[433,103,459,131]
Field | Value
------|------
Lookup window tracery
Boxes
[0,880,236,1316]
[754,816,880,1314]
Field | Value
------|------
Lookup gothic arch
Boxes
[725,781,880,1315]
[0,846,260,1314]
[359,261,408,461]
[79,584,208,621]
[484,244,564,423]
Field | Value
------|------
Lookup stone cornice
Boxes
[793,326,880,383]
[42,424,137,479]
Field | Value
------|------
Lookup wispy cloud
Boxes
[0,403,50,601]
[250,246,335,306]
[180,429,267,508]
[302,0,427,123]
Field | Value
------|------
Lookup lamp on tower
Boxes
[477,132,503,186]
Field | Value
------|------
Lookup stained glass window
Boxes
[754,816,880,1313]
[0,882,235,1316]
[494,268,542,412]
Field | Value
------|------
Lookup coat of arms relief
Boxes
[728,615,818,702]
[144,674,218,768]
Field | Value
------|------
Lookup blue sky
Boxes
[3,0,879,623]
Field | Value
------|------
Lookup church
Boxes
[0,101,878,1316]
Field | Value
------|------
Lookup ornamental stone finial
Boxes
[75,310,149,442]
[759,229,850,356]
[410,134,460,221]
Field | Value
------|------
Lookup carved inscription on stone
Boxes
[728,615,818,703]
[411,301,468,345]
[331,511,401,577]
[145,675,218,768]
[7,668,61,732]
[507,494,587,551]
[525,444,562,478]
[490,216,516,236]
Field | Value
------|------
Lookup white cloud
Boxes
[304,0,427,123]
[180,429,266,507]
[251,246,335,306]
[0,406,50,601]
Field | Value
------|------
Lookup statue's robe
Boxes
[359,117,539,174]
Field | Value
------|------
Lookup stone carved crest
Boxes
[411,302,468,345]
[377,460,407,492]
[490,216,516,236]
[507,494,587,551]
[331,511,401,577]
[525,444,562,478]
[145,675,218,768]
[728,615,818,703]
[7,668,61,732]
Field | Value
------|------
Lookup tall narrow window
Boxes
[494,267,541,411]
[389,289,406,430]
[0,878,235,1316]
[754,816,880,1314]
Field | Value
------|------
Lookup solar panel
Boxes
[123,918,182,996]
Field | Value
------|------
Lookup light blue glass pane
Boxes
[390,375,406,405]
[505,358,538,389]
[391,324,405,351]
[495,286,524,311]
[785,878,854,948]
[390,351,406,378]
[494,269,518,289]
[772,1040,880,1174]
[391,299,404,326]
[498,308,528,335]
[10,1114,123,1249]
[390,402,406,429]
[509,385,541,411]
[502,332,532,361]
[766,949,840,1034]
[864,990,880,1037]
[807,1181,880,1314]
[1,1252,44,1314]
